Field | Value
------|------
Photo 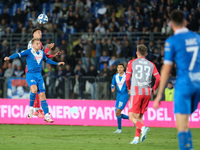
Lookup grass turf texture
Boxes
[0,125,199,150]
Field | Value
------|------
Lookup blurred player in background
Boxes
[154,10,200,150]
[27,28,60,118]
[111,63,129,134]
[126,44,160,144]
[4,38,65,123]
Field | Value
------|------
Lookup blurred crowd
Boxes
[0,0,199,99]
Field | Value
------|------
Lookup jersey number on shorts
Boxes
[186,46,199,71]
[135,65,151,80]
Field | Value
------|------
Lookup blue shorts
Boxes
[115,94,129,111]
[174,84,200,114]
[26,73,45,94]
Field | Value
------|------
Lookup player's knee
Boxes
[116,110,121,116]
[177,124,188,132]
[30,86,37,93]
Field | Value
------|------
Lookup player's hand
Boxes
[54,51,61,57]
[153,94,162,110]
[128,90,130,95]
[47,43,55,49]
[111,87,115,92]
[152,89,155,95]
[58,62,65,66]
[4,57,10,61]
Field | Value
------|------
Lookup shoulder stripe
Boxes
[164,60,173,65]
[153,72,159,76]
[18,53,21,58]
[126,71,132,74]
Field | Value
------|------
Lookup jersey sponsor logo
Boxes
[185,38,197,46]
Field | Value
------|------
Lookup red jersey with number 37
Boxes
[126,58,160,96]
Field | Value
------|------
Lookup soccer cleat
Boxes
[113,129,122,134]
[44,113,54,123]
[27,109,33,119]
[130,137,139,144]
[33,109,45,118]
[141,126,150,142]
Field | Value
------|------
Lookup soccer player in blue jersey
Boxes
[4,38,65,123]
[111,64,129,133]
[153,10,200,150]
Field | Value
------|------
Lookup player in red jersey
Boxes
[126,44,160,144]
[26,28,60,118]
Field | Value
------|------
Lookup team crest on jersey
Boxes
[31,49,43,65]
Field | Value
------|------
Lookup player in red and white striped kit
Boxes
[26,28,60,118]
[126,44,160,144]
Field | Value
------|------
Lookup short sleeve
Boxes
[164,38,174,65]
[126,60,133,74]
[43,51,48,61]
[27,41,32,49]
[18,50,29,58]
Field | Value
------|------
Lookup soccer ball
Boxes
[37,14,48,24]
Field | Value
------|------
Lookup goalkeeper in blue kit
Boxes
[4,38,65,123]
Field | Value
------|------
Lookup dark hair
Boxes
[32,28,41,34]
[168,81,173,84]
[170,10,185,26]
[117,63,125,68]
[137,44,147,56]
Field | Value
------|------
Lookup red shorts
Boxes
[128,95,151,114]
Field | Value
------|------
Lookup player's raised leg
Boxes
[27,85,37,119]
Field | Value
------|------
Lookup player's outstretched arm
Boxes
[4,51,26,61]
[58,62,65,66]
[153,64,172,109]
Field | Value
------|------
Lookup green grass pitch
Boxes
[0,125,199,150]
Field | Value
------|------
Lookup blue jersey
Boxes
[111,73,129,110]
[111,73,129,100]
[164,27,200,114]
[9,48,58,73]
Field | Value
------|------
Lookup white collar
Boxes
[118,72,125,77]
[174,27,189,35]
